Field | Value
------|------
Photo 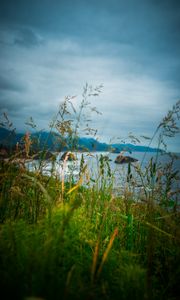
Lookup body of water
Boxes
[25,151,180,197]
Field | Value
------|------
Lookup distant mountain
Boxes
[0,128,60,149]
[0,128,23,145]
[77,138,159,152]
[77,137,109,151]
[0,127,160,153]
[110,143,159,153]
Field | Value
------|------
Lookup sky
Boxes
[0,0,180,151]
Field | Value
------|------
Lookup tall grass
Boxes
[0,87,180,300]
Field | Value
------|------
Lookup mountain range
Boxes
[0,127,160,153]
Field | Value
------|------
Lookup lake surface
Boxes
[26,151,180,197]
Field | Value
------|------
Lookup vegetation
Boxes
[0,86,180,300]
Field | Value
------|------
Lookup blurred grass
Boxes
[0,158,180,300]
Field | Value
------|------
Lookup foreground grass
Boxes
[0,160,180,300]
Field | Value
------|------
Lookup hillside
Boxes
[0,127,160,153]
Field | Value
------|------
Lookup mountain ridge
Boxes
[0,127,160,153]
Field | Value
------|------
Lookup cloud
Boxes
[0,0,179,151]
[0,96,29,113]
[0,74,26,92]
[14,28,43,48]
[0,34,179,135]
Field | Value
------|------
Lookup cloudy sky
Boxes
[0,0,180,151]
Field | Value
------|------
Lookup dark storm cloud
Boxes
[0,97,29,112]
[0,74,26,92]
[14,28,43,48]
[1,0,179,84]
[0,1,179,56]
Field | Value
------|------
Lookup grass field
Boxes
[0,90,180,299]
[0,150,180,300]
